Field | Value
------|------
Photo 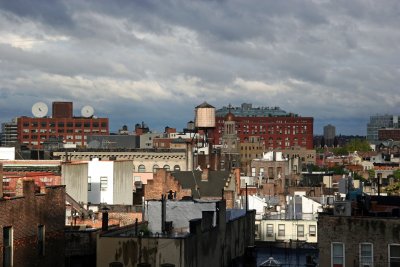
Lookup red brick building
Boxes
[17,102,109,149]
[145,168,238,208]
[378,128,400,141]
[213,116,314,150]
[213,104,314,150]
[0,180,66,267]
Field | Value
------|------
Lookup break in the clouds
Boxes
[0,0,400,135]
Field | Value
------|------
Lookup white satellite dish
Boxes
[81,105,94,117]
[32,102,48,118]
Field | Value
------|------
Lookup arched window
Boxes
[163,165,170,171]
[153,164,159,173]
[174,165,180,171]
[138,164,146,173]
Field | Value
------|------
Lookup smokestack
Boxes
[161,194,166,233]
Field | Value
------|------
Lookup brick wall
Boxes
[0,180,65,267]
[318,214,400,266]
[145,169,192,200]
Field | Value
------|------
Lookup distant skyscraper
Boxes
[323,124,336,147]
[367,114,399,144]
[1,118,18,147]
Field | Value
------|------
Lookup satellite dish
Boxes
[81,105,94,117]
[32,102,48,118]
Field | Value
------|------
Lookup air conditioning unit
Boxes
[333,201,351,217]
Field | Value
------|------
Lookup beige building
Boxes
[53,148,192,171]
[256,219,318,243]
[240,136,265,174]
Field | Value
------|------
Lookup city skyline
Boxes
[1,1,400,135]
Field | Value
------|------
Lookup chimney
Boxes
[101,206,110,231]
[0,163,3,198]
[16,179,35,197]
[201,168,209,181]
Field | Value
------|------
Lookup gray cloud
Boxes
[1,0,400,135]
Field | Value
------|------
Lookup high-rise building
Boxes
[1,118,18,147]
[323,124,336,147]
[213,103,314,150]
[367,114,399,144]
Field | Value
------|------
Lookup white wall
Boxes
[88,159,114,204]
[0,147,15,160]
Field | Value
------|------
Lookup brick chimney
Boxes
[0,163,3,198]
[15,179,35,197]
[201,168,209,181]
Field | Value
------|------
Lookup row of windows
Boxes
[266,224,316,237]
[3,225,45,267]
[22,122,107,128]
[332,242,400,267]
[136,164,181,173]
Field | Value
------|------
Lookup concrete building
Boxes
[367,114,399,144]
[214,103,314,150]
[53,148,192,171]
[96,200,256,267]
[0,180,66,267]
[323,124,336,147]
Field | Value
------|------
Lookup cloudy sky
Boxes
[1,0,399,135]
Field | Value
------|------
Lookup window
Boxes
[297,224,304,237]
[267,224,273,237]
[163,165,170,171]
[309,225,316,237]
[38,225,45,256]
[88,176,91,191]
[389,244,400,267]
[332,242,344,267]
[278,224,285,237]
[251,167,256,177]
[3,226,13,267]
[268,167,273,178]
[152,165,159,173]
[138,165,146,173]
[100,176,108,191]
[359,243,372,267]
[259,168,264,177]
[174,165,181,171]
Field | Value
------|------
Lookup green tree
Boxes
[393,169,400,181]
[344,139,371,153]
[368,169,375,179]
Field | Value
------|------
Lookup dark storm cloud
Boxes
[0,0,73,27]
[1,0,400,134]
